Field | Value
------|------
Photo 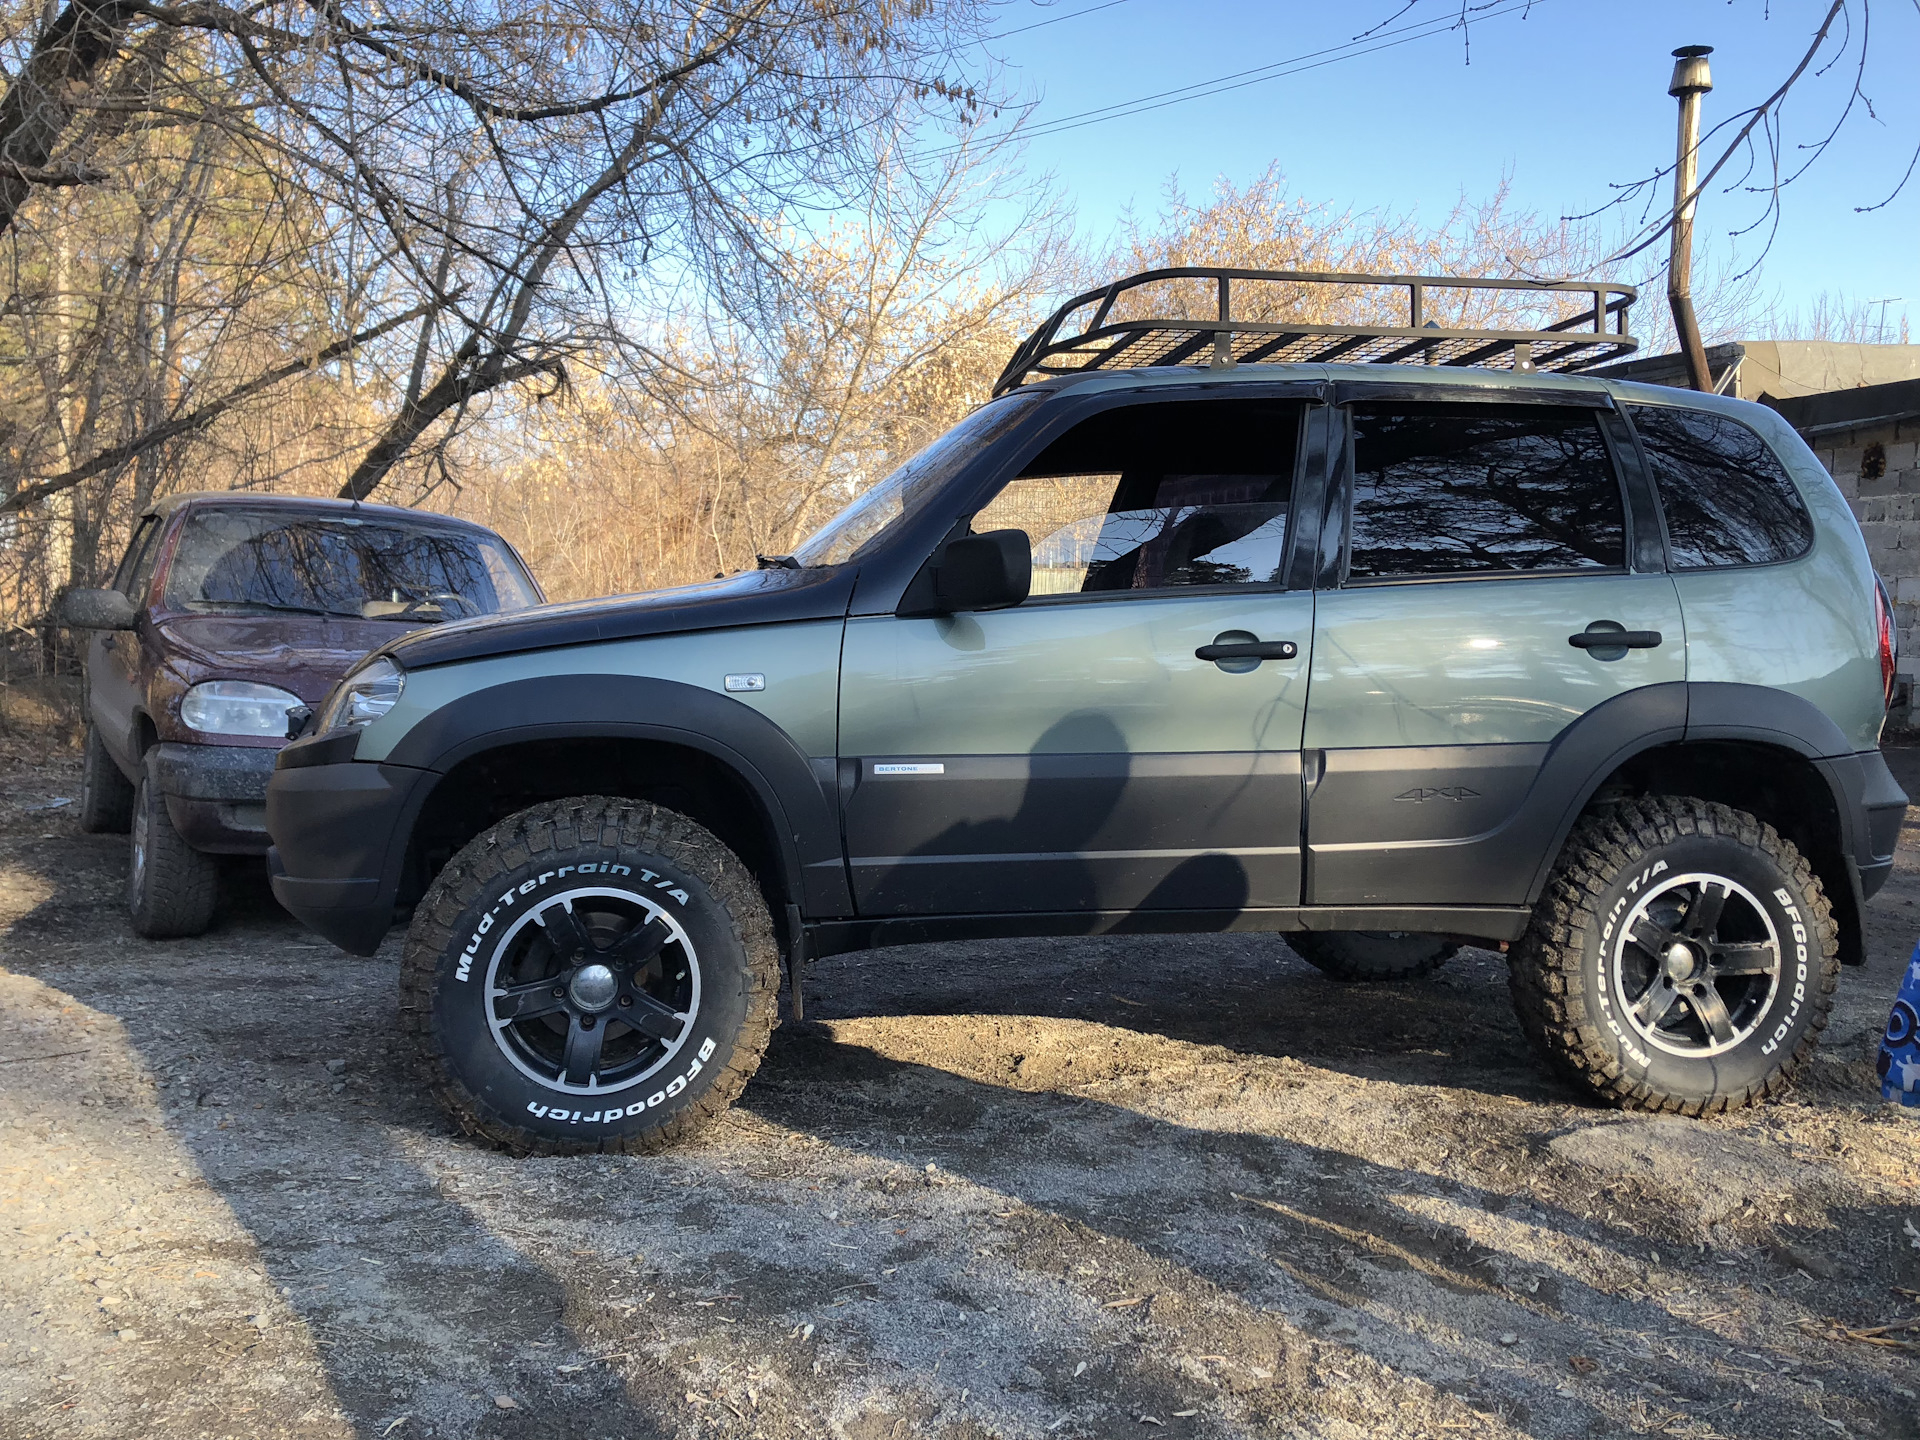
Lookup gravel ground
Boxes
[2,738,1917,1440]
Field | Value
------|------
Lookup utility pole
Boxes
[1869,298,1904,346]
[1667,44,1715,392]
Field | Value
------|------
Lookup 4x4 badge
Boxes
[1394,786,1480,803]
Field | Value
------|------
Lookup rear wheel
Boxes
[1511,796,1837,1114]
[401,797,779,1156]
[79,724,135,834]
[127,754,220,938]
[1288,930,1459,982]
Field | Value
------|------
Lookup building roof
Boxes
[1593,340,1920,404]
[1760,377,1920,438]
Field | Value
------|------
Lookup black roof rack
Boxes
[992,266,1639,396]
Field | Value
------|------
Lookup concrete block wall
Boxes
[1806,422,1920,667]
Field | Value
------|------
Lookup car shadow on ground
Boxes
[804,931,1575,1107]
[5,774,1917,1439]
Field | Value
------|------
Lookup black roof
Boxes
[1762,377,1920,437]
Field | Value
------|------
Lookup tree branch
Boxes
[1,300,436,514]
[1600,0,1845,266]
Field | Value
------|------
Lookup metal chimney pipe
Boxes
[1668,45,1715,392]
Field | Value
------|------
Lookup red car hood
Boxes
[155,613,426,702]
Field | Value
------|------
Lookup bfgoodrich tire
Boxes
[127,755,219,938]
[1288,930,1459,982]
[401,797,779,1156]
[1510,796,1838,1115]
[80,723,135,834]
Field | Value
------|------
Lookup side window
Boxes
[1626,404,1814,568]
[1346,403,1626,580]
[116,518,161,599]
[971,399,1299,596]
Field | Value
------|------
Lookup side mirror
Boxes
[59,587,139,631]
[925,528,1031,615]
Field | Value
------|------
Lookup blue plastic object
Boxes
[1880,938,1920,1107]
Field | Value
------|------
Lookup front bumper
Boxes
[151,741,278,853]
[266,745,435,954]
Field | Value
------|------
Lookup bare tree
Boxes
[1576,1,1917,278]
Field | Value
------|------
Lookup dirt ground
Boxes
[2,739,1917,1440]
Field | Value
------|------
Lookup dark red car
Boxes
[60,493,542,938]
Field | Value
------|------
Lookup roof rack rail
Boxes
[992,266,1638,396]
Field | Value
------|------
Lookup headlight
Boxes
[181,681,302,737]
[317,657,405,731]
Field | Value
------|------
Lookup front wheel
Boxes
[1511,796,1838,1115]
[127,754,220,938]
[401,797,779,1156]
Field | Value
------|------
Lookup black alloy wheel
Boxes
[1608,873,1782,1058]
[403,796,779,1155]
[1511,795,1838,1114]
[484,888,700,1096]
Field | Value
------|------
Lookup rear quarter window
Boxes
[1627,404,1814,568]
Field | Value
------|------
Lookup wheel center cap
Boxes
[1662,942,1700,982]
[568,963,618,1012]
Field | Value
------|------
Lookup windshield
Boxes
[162,510,539,622]
[790,392,1045,567]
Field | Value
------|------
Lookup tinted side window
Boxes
[114,517,159,596]
[122,519,165,600]
[1347,404,1625,580]
[973,399,1299,595]
[1627,404,1813,567]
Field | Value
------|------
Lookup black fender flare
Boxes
[1513,682,1689,906]
[1516,682,1893,965]
[387,675,849,918]
[1683,681,1855,759]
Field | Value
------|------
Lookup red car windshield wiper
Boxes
[190,600,366,620]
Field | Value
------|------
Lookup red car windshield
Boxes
[162,510,538,622]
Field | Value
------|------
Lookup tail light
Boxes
[1875,576,1898,709]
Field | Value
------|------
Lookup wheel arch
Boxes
[1525,681,1872,965]
[386,675,850,926]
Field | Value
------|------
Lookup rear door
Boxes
[838,393,1320,917]
[1304,394,1684,906]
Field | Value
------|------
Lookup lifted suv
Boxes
[266,269,1906,1154]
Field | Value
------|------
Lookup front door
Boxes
[839,395,1316,917]
[89,516,161,770]
[1305,398,1685,906]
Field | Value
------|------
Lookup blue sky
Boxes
[967,0,1918,342]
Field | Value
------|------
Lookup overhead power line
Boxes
[935,0,1552,155]
[976,0,1136,43]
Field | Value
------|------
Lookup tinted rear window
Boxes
[1346,403,1625,580]
[1627,404,1813,568]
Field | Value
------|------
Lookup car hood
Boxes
[378,566,859,670]
[156,613,431,700]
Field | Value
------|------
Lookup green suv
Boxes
[266,269,1906,1154]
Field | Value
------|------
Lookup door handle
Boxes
[1568,623,1662,651]
[1196,639,1298,662]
